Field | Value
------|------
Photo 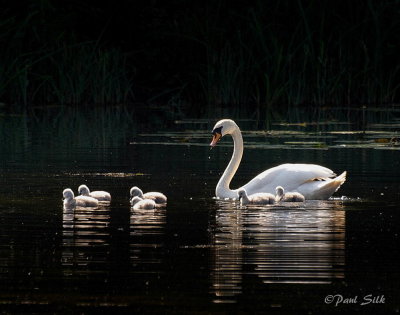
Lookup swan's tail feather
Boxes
[315,171,347,199]
[333,171,347,191]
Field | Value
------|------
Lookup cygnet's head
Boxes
[63,188,74,200]
[78,184,90,196]
[275,186,284,196]
[237,189,247,200]
[210,119,239,147]
[130,186,144,198]
[130,196,142,206]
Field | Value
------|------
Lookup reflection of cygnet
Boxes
[63,188,99,208]
[237,188,275,206]
[130,186,167,204]
[275,186,305,202]
[78,184,111,202]
[130,196,156,210]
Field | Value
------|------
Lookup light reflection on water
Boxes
[211,200,345,303]
[0,112,399,312]
[62,206,111,276]
[130,208,166,272]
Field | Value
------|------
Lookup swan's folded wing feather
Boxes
[242,163,336,194]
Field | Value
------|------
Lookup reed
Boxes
[1,1,399,120]
[186,0,400,120]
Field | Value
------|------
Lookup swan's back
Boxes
[244,164,334,192]
[243,164,345,199]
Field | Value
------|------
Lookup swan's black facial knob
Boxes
[212,126,223,135]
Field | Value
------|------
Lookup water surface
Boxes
[0,109,399,313]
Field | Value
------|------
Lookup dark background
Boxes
[1,0,400,117]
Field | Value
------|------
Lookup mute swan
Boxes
[238,188,275,205]
[63,188,98,208]
[130,186,167,204]
[130,196,156,210]
[210,119,347,200]
[78,184,111,202]
[275,186,305,202]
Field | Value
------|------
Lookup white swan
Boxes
[130,186,167,204]
[78,184,111,202]
[130,196,156,210]
[237,188,275,205]
[63,188,98,208]
[275,186,305,202]
[210,119,347,200]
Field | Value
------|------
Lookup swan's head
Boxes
[237,188,247,200]
[78,184,90,196]
[210,119,238,147]
[275,186,284,201]
[63,188,74,200]
[130,196,142,206]
[130,186,144,198]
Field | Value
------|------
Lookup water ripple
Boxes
[210,200,345,302]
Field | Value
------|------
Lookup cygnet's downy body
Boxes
[78,184,111,202]
[237,188,275,206]
[130,196,156,210]
[275,186,305,202]
[63,188,98,208]
[130,186,167,204]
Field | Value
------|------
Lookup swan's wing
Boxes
[297,171,347,199]
[242,163,336,194]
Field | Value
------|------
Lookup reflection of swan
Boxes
[63,188,98,208]
[275,186,305,202]
[130,186,167,204]
[78,184,111,202]
[237,188,275,205]
[210,119,347,199]
[130,196,156,210]
[211,199,345,300]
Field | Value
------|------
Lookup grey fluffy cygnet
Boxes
[130,196,156,210]
[63,188,98,208]
[130,186,167,204]
[237,188,275,206]
[78,184,111,202]
[275,186,305,202]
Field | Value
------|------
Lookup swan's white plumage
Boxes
[211,119,346,200]
[78,184,111,202]
[238,188,275,205]
[63,188,98,208]
[130,186,167,204]
[275,186,305,202]
[130,196,156,210]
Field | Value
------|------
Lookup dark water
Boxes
[0,110,399,313]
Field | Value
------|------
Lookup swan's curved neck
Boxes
[216,128,243,199]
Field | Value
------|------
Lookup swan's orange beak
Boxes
[210,132,222,147]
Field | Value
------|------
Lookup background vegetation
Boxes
[1,0,399,118]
